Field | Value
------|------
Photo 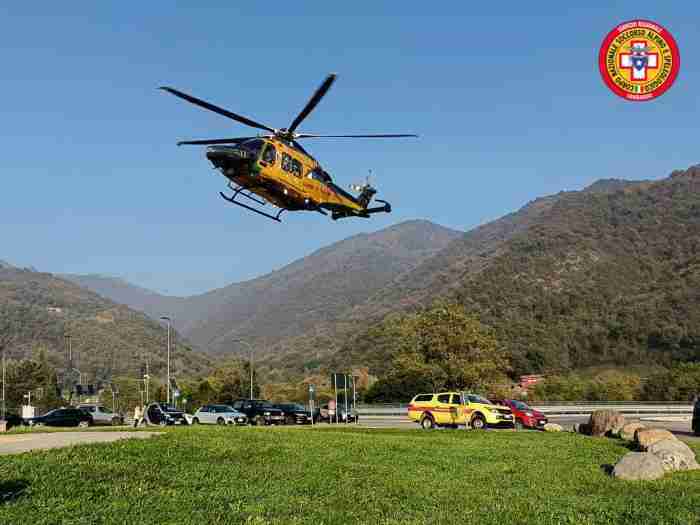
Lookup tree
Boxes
[364,302,510,402]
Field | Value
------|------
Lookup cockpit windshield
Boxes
[239,139,265,157]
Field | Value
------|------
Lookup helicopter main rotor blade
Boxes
[288,74,337,133]
[160,87,276,134]
[176,137,257,146]
[292,140,313,158]
[295,133,418,139]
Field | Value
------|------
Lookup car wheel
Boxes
[159,420,167,427]
[217,417,225,425]
[111,417,121,426]
[192,417,199,425]
[78,421,90,429]
[254,415,264,426]
[420,414,435,430]
[285,415,295,425]
[471,414,486,430]
[515,420,524,431]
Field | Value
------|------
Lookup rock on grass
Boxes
[635,428,676,451]
[647,439,700,472]
[613,452,665,480]
[589,410,625,437]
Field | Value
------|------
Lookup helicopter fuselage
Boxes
[206,137,367,216]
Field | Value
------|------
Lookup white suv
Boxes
[77,404,124,426]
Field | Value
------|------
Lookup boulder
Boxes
[620,422,645,441]
[612,452,665,481]
[589,410,626,437]
[635,428,677,451]
[544,423,562,432]
[647,439,700,472]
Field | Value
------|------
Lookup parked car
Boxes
[318,403,357,423]
[408,392,513,430]
[192,404,248,425]
[274,403,312,425]
[1,412,24,429]
[231,399,284,425]
[25,407,93,428]
[492,399,547,430]
[693,397,699,436]
[145,403,188,426]
[77,404,124,426]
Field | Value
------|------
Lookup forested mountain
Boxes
[0,266,211,383]
[330,165,700,379]
[66,220,462,354]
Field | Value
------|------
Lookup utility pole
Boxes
[233,340,254,398]
[159,316,171,404]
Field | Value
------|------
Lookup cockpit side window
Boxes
[262,144,276,165]
[291,158,302,177]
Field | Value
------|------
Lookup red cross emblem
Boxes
[619,40,659,82]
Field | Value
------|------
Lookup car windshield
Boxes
[283,404,305,411]
[466,394,493,405]
[511,400,530,411]
[258,401,274,409]
[98,406,112,414]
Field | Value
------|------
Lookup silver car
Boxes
[77,404,124,426]
[192,404,248,425]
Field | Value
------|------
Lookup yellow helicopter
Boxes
[160,74,417,222]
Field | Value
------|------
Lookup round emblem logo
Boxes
[598,19,680,101]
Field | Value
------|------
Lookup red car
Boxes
[493,399,548,430]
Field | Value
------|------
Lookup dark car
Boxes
[693,397,700,436]
[146,403,188,426]
[493,399,548,430]
[25,407,93,428]
[274,403,312,425]
[1,412,24,430]
[232,399,284,425]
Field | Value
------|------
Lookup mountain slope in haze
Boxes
[62,274,184,323]
[66,220,462,354]
[333,166,700,378]
[0,266,211,382]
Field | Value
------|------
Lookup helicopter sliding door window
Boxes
[291,158,302,178]
[262,144,277,166]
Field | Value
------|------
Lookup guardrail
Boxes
[356,403,694,417]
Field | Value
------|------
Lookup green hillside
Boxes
[0,266,211,384]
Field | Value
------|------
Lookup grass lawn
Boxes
[1,427,699,524]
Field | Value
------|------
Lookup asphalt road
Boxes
[357,414,700,442]
[0,431,160,455]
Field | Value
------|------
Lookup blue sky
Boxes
[1,3,698,295]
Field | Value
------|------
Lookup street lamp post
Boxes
[1,345,6,421]
[234,339,254,398]
[159,316,171,405]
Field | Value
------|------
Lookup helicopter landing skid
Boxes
[365,199,392,214]
[219,186,286,222]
